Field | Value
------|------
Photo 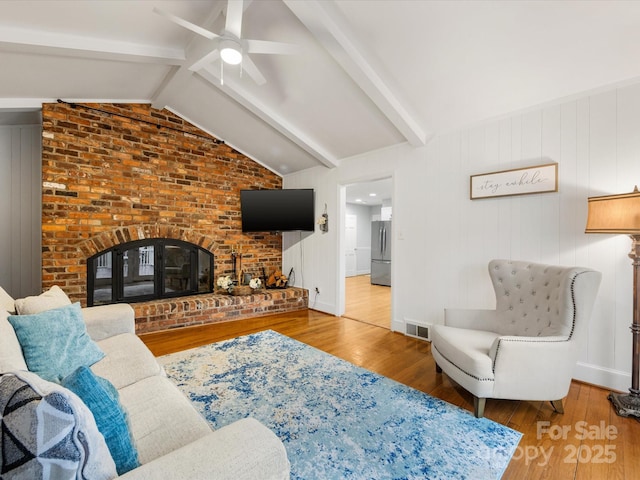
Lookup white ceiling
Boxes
[2,1,640,176]
[345,178,392,206]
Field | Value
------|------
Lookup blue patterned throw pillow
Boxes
[62,366,140,475]
[8,302,105,383]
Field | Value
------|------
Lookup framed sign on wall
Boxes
[470,163,558,200]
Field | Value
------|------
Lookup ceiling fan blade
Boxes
[225,0,244,39]
[153,7,220,40]
[245,39,300,56]
[241,55,266,85]
[189,49,221,72]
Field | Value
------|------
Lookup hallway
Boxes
[343,275,391,329]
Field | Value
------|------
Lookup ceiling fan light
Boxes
[220,39,242,65]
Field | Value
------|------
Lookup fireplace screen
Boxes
[87,239,213,306]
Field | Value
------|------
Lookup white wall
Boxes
[284,81,640,392]
[346,203,373,275]
[282,167,340,312]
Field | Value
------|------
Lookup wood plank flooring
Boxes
[344,274,391,329]
[140,310,640,479]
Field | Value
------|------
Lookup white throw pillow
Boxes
[14,285,72,315]
[0,286,15,313]
[0,309,28,373]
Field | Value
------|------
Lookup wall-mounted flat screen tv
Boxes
[240,188,315,232]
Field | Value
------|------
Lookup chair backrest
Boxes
[488,259,601,338]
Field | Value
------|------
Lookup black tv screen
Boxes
[240,189,315,232]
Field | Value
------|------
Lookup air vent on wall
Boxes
[405,322,431,341]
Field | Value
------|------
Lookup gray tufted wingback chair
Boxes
[431,259,601,418]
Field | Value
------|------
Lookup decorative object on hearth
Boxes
[216,275,234,293]
[230,285,252,296]
[230,276,262,296]
[586,186,640,418]
[249,277,262,290]
[266,270,288,289]
[231,245,242,281]
[231,250,237,280]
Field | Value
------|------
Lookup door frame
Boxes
[338,175,394,328]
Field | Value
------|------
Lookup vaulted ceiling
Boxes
[2,1,640,176]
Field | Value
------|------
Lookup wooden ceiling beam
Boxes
[0,27,184,65]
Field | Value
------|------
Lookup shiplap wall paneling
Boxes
[558,101,579,268]
[571,97,597,376]
[466,126,497,307]
[574,97,592,270]
[540,105,561,266]
[587,91,620,373]
[497,118,513,260]
[0,129,12,290]
[508,116,523,262]
[20,127,42,296]
[439,132,465,312]
[394,151,429,324]
[613,84,640,375]
[457,130,472,307]
[421,142,441,320]
[483,121,503,261]
[518,110,544,263]
[0,125,41,298]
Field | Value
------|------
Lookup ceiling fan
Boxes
[154,0,299,85]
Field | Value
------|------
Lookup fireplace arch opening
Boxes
[87,238,214,306]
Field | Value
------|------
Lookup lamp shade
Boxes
[585,186,640,234]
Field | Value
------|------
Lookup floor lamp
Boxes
[586,186,640,417]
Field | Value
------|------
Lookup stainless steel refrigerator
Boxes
[371,220,391,286]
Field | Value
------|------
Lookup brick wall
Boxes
[41,103,304,333]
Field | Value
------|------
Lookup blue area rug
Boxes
[158,330,521,479]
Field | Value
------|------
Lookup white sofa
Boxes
[0,287,290,479]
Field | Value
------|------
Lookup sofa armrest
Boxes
[118,418,290,480]
[444,308,497,332]
[491,335,575,400]
[82,303,135,341]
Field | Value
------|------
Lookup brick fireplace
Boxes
[41,103,307,333]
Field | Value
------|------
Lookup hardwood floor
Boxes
[344,274,391,329]
[140,310,640,479]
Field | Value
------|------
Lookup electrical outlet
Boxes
[315,287,320,294]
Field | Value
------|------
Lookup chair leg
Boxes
[550,399,565,414]
[474,397,486,418]
[435,363,442,373]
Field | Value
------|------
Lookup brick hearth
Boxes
[41,103,308,333]
[133,288,308,334]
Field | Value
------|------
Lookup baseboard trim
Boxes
[309,300,338,316]
[391,319,403,333]
[573,361,630,393]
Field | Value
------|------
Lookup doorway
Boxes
[343,275,391,328]
[342,178,392,329]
